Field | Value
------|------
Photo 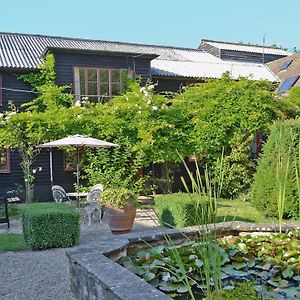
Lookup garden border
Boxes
[66,221,300,300]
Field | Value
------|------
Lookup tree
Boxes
[173,74,299,197]
[0,54,74,202]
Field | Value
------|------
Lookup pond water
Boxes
[119,230,300,299]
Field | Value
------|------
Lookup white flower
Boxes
[148,84,155,90]
[140,87,146,92]
[38,167,42,172]
[77,114,82,118]
[8,111,16,116]
[75,100,81,107]
[125,97,129,101]
[147,99,151,105]
[152,105,158,111]
[0,121,6,125]
[138,110,142,114]
[143,91,149,97]
[32,169,37,174]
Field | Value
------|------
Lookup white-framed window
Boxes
[0,148,10,173]
[73,67,131,103]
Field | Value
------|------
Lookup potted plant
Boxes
[101,187,137,234]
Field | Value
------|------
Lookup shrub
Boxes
[251,119,300,219]
[101,187,137,209]
[155,193,216,228]
[21,203,80,250]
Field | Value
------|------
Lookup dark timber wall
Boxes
[0,52,153,201]
[53,51,152,87]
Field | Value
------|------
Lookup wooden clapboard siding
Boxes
[53,51,152,87]
[0,70,35,112]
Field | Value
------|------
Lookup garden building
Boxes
[0,32,289,200]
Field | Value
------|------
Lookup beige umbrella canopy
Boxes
[38,134,118,188]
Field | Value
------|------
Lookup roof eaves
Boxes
[43,46,159,59]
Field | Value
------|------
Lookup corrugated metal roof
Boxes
[201,39,291,56]
[0,32,212,69]
[152,59,278,81]
[0,32,278,81]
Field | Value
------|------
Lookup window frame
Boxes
[0,148,10,173]
[73,67,130,102]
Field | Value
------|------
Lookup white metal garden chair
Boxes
[84,184,103,226]
[51,185,71,203]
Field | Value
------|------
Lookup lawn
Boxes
[153,193,278,224]
[0,233,28,253]
[216,199,274,223]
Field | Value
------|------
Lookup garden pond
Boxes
[119,230,300,299]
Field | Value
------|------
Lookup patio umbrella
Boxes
[38,134,118,188]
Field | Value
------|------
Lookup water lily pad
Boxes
[282,268,293,279]
[293,275,300,281]
[159,281,180,292]
[278,279,290,288]
[232,261,246,270]
[247,260,256,268]
[143,272,156,281]
[267,279,279,287]
[177,285,189,293]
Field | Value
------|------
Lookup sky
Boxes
[1,0,299,51]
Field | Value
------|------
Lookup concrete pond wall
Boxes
[66,221,300,300]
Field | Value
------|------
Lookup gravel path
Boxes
[0,209,159,300]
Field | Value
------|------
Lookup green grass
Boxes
[216,199,275,223]
[0,233,28,253]
[153,193,279,224]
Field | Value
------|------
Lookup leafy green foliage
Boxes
[155,193,216,228]
[119,230,300,299]
[285,86,300,108]
[174,74,299,197]
[19,54,73,111]
[21,203,80,250]
[101,187,137,209]
[83,137,145,191]
[252,119,300,219]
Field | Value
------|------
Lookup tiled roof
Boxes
[0,32,278,81]
[267,52,300,89]
[201,39,292,56]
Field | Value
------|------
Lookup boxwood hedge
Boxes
[155,193,216,228]
[21,203,80,250]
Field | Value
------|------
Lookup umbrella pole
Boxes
[50,148,54,187]
[76,147,80,207]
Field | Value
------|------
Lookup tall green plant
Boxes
[275,130,291,232]
[162,153,225,299]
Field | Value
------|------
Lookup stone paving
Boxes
[0,209,160,300]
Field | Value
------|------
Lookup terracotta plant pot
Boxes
[105,202,136,234]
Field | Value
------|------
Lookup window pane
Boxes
[88,69,97,81]
[80,81,85,96]
[87,82,97,96]
[99,70,109,82]
[0,149,8,171]
[111,70,120,82]
[100,83,109,96]
[112,83,121,95]
[79,69,85,82]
